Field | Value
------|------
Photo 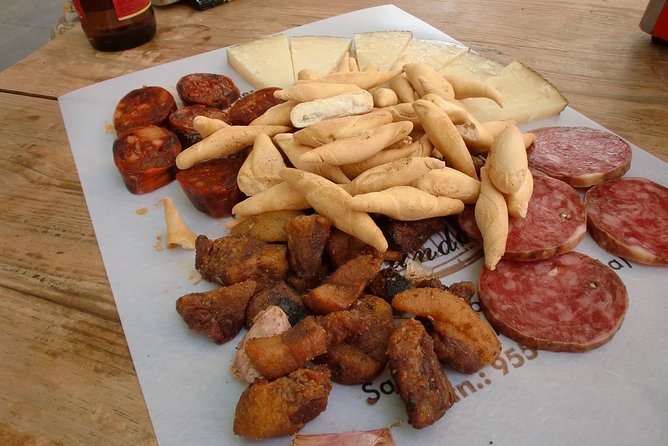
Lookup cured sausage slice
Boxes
[112,125,182,194]
[458,174,586,261]
[227,87,285,125]
[478,252,628,352]
[585,177,668,265]
[176,155,247,218]
[113,86,177,134]
[527,126,632,188]
[176,73,241,108]
[168,105,230,148]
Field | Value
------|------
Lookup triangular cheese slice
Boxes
[353,31,413,71]
[459,60,568,124]
[440,50,506,82]
[399,38,468,70]
[227,34,295,89]
[290,35,352,78]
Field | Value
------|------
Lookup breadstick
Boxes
[273,133,351,184]
[176,125,291,170]
[442,74,503,106]
[348,55,359,71]
[290,90,375,128]
[249,100,296,126]
[280,168,388,252]
[412,99,477,179]
[481,120,516,138]
[317,70,402,90]
[231,181,310,216]
[274,82,362,102]
[403,63,455,99]
[292,110,393,147]
[237,133,286,196]
[339,136,431,179]
[506,170,533,218]
[421,93,468,125]
[486,124,528,194]
[335,52,351,73]
[456,113,495,153]
[350,185,465,221]
[475,166,508,270]
[413,166,481,204]
[299,121,413,165]
[159,197,197,249]
[371,87,399,107]
[379,102,422,128]
[192,116,229,138]
[363,62,379,72]
[347,156,445,195]
[297,68,320,81]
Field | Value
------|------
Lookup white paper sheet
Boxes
[58,4,668,445]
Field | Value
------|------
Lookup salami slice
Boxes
[176,155,247,218]
[478,252,628,352]
[458,174,586,261]
[168,105,231,148]
[112,125,182,194]
[113,86,177,134]
[585,177,668,265]
[527,126,632,188]
[176,73,241,109]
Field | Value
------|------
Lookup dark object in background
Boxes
[640,0,668,43]
[189,0,232,11]
[73,0,156,51]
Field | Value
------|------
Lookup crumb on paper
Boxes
[136,207,149,215]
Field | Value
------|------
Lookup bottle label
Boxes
[73,0,151,22]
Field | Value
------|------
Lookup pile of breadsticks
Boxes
[175,52,535,269]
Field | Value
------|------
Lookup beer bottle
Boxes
[73,0,157,51]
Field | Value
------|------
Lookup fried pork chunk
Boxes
[381,216,446,252]
[324,227,369,268]
[175,280,257,344]
[195,235,288,286]
[244,316,327,380]
[284,214,332,292]
[245,281,308,329]
[387,318,456,429]
[233,365,333,440]
[302,250,383,315]
[318,296,394,385]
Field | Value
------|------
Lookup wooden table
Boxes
[0,1,666,444]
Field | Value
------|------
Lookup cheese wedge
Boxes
[459,60,568,124]
[227,34,295,89]
[353,31,413,71]
[440,50,506,83]
[290,35,352,78]
[399,38,467,70]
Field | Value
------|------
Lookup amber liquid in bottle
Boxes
[74,0,156,51]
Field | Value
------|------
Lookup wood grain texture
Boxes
[0,1,666,444]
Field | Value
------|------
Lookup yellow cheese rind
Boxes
[227,34,295,89]
[353,31,413,71]
[290,35,352,78]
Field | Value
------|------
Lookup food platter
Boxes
[58,5,668,445]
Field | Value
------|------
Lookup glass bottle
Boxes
[73,0,157,51]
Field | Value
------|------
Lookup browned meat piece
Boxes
[245,281,308,329]
[318,296,394,385]
[233,365,332,440]
[422,319,481,374]
[284,214,332,292]
[324,227,369,269]
[367,266,413,304]
[381,216,446,252]
[244,316,328,380]
[175,280,257,344]
[387,318,455,429]
[444,280,476,304]
[302,250,383,314]
[195,235,288,286]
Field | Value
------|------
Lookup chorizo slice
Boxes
[176,73,241,108]
[113,85,177,134]
[227,87,285,125]
[112,125,182,194]
[168,104,230,148]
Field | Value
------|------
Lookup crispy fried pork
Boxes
[318,295,394,385]
[380,216,446,252]
[244,316,327,380]
[233,365,332,440]
[324,227,369,269]
[245,281,307,329]
[175,280,257,344]
[195,235,288,286]
[284,214,332,292]
[387,318,455,429]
